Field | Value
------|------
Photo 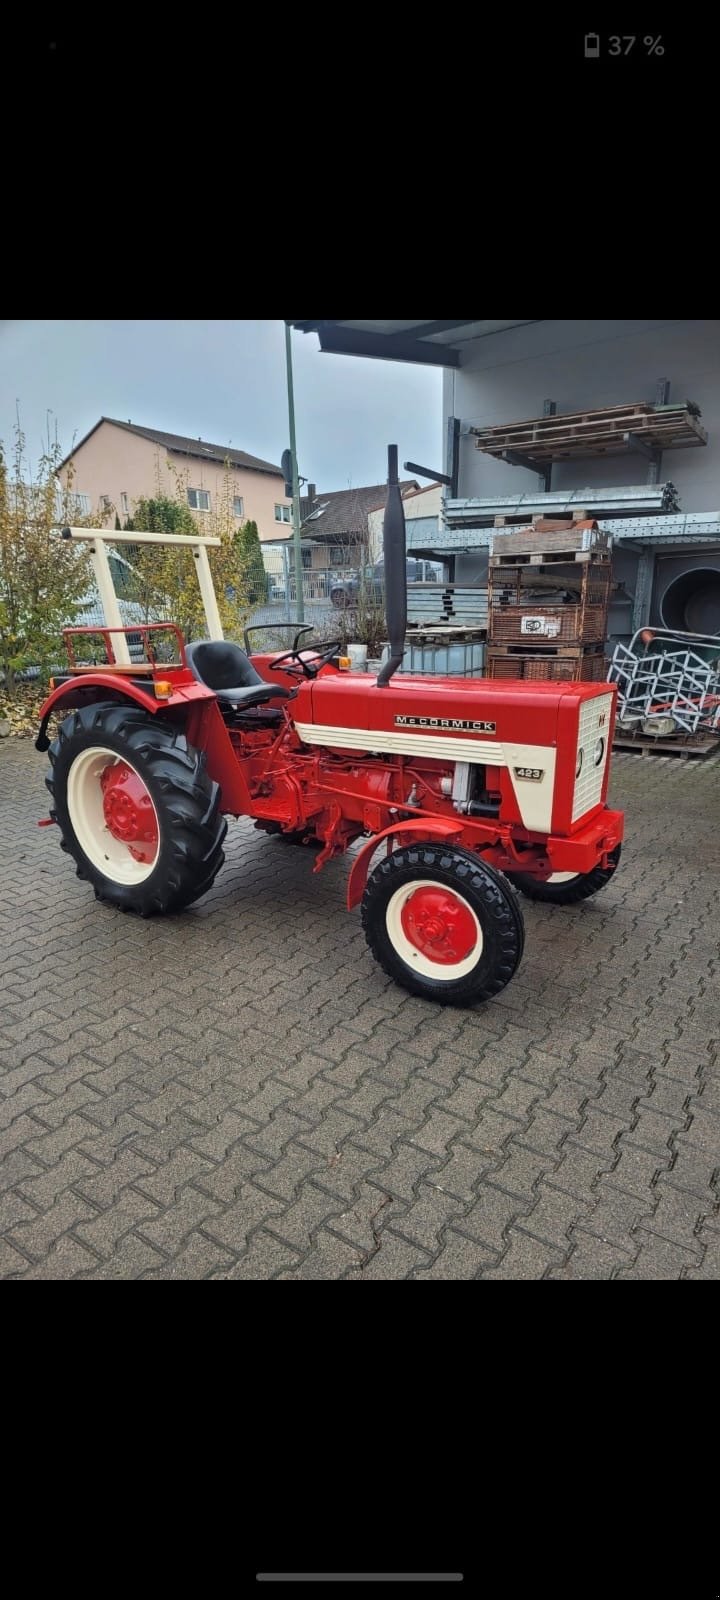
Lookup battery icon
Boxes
[584,32,600,57]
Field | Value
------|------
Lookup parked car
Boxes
[330,558,442,609]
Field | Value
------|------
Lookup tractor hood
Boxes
[295,673,617,837]
[300,673,573,757]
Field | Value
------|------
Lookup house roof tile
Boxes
[59,417,284,477]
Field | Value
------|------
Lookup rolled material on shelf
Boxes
[445,484,679,525]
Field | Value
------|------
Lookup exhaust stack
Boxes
[376,443,407,687]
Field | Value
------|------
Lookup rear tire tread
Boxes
[507,844,622,904]
[46,701,226,916]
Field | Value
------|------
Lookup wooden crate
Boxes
[490,518,608,560]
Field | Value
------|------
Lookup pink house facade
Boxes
[57,417,292,542]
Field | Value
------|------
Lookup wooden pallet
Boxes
[472,399,700,433]
[490,548,608,567]
[488,641,605,659]
[613,733,719,760]
[493,512,590,527]
[471,402,707,463]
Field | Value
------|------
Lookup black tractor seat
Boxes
[185,640,292,709]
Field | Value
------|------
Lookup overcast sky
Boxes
[0,321,444,491]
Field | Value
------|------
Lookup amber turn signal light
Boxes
[154,680,173,698]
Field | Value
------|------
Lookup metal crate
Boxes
[487,651,608,682]
[490,603,608,646]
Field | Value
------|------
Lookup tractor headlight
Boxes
[593,737,605,767]
[576,748,583,778]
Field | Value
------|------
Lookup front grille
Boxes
[572,692,613,822]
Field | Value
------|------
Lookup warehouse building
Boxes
[289,321,720,647]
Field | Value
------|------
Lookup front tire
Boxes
[46,702,227,916]
[506,844,622,905]
[361,844,524,1006]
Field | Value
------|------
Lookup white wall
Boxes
[368,484,443,559]
[443,320,720,512]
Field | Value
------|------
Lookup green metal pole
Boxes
[284,322,304,626]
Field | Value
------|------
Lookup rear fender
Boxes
[34,674,214,751]
[346,817,464,911]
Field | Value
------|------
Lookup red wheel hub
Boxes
[100,761,158,864]
[400,886,477,965]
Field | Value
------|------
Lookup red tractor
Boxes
[36,448,623,1006]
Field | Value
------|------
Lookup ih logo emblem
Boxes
[395,716,497,733]
[514,766,544,781]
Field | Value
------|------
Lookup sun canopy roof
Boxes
[287,320,540,368]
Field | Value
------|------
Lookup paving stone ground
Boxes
[1,736,718,1280]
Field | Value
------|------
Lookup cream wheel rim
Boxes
[385,878,483,981]
[66,746,160,885]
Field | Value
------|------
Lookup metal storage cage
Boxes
[489,559,612,646]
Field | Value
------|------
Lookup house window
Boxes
[70,492,91,515]
[120,492,129,516]
[301,548,312,569]
[187,488,211,511]
[329,546,353,566]
[100,495,112,513]
[233,496,244,518]
[274,504,292,523]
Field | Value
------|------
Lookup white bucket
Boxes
[347,643,368,671]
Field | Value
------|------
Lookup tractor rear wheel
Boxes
[46,702,227,916]
[361,844,524,1006]
[506,844,622,905]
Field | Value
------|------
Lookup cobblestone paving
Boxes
[1,737,718,1279]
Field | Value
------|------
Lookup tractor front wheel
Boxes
[46,702,227,916]
[506,844,622,905]
[361,844,524,1006]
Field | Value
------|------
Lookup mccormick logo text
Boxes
[395,716,497,734]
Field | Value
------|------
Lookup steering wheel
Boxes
[269,640,344,680]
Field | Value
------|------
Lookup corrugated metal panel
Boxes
[405,516,445,552]
[406,585,488,627]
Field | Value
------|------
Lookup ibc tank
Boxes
[380,641,486,676]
